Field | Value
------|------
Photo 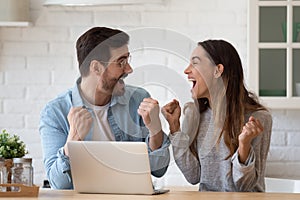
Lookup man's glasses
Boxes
[102,55,131,69]
[118,55,131,68]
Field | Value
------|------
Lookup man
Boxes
[39,27,170,189]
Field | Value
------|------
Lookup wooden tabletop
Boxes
[3,188,300,200]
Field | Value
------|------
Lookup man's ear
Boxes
[90,60,104,75]
[214,64,224,78]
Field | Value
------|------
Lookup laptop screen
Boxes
[68,141,157,194]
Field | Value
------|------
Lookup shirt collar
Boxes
[71,78,85,107]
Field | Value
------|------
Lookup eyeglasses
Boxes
[102,55,131,69]
[117,55,131,68]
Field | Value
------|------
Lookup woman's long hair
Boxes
[189,40,266,160]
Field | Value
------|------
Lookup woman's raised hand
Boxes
[161,99,181,134]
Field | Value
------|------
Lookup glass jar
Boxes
[0,157,7,191]
[11,158,33,189]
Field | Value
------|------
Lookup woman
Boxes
[162,40,272,192]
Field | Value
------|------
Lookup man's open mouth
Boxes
[118,74,128,84]
[118,78,124,84]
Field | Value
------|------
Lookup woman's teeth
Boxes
[188,79,196,88]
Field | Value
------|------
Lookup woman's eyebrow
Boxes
[191,56,201,61]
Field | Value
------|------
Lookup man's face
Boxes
[99,45,133,96]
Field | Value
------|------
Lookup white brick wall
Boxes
[95,12,141,26]
[0,56,26,70]
[0,0,299,187]
[266,109,300,180]
[2,42,48,56]
[0,72,3,84]
[0,85,25,98]
[0,114,24,128]
[5,71,51,85]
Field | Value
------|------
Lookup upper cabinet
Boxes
[249,0,300,109]
[43,0,164,6]
[0,0,30,27]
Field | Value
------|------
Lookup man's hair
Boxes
[76,27,129,77]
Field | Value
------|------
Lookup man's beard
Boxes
[101,74,127,96]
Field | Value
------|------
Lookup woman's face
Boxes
[184,45,215,99]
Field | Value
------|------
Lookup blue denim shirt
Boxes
[39,78,170,189]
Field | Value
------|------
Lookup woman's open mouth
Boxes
[188,79,196,88]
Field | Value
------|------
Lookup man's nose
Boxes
[125,63,133,74]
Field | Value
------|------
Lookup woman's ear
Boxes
[214,64,224,78]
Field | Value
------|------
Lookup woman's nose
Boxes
[184,64,192,74]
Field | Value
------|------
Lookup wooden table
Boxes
[4,188,300,200]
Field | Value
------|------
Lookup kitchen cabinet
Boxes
[249,0,300,108]
[0,0,30,27]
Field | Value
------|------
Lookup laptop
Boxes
[68,141,169,195]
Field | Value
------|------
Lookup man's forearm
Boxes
[148,130,163,150]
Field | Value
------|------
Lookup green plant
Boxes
[0,129,28,159]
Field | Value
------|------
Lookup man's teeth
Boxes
[118,77,125,84]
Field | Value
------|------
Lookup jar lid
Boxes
[13,157,32,163]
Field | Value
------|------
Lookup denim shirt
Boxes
[39,78,170,189]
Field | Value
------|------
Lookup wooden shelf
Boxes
[0,184,39,197]
[0,21,31,27]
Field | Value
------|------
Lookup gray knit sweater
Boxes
[169,102,272,192]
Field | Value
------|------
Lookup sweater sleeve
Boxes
[169,102,201,185]
[231,110,273,192]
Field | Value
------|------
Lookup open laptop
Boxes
[68,141,169,195]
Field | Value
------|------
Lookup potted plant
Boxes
[0,129,28,184]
